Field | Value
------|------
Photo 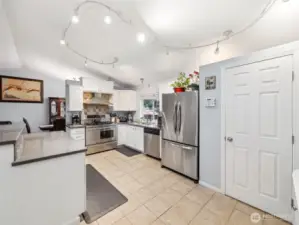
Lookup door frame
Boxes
[220,41,299,197]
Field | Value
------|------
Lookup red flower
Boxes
[194,71,199,75]
[189,74,193,78]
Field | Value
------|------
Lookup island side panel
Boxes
[0,149,86,225]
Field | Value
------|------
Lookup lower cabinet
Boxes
[117,125,144,152]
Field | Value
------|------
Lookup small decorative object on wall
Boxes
[188,71,200,91]
[170,72,190,93]
[0,75,44,103]
[205,76,216,90]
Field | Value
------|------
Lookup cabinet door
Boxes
[69,85,83,111]
[128,91,137,111]
[127,126,135,149]
[117,125,125,145]
[135,127,144,152]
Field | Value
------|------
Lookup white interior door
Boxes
[225,55,293,219]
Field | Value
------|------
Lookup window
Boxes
[140,99,159,123]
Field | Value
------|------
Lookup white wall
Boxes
[0,67,65,131]
[0,3,20,68]
[196,0,299,67]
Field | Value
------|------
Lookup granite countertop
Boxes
[66,124,86,129]
[0,122,25,145]
[12,131,87,166]
[118,122,160,130]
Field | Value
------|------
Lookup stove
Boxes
[85,115,117,155]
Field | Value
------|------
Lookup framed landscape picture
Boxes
[0,75,44,103]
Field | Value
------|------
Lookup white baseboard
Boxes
[199,180,224,194]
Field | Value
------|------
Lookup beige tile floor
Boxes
[81,150,289,225]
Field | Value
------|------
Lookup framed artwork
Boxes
[205,76,216,90]
[0,75,44,103]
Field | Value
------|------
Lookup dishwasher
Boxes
[144,127,160,159]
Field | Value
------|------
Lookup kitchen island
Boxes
[0,123,87,225]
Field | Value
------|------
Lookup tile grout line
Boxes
[186,190,217,225]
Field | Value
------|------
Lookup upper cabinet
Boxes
[67,85,83,111]
[81,77,113,94]
[113,90,137,111]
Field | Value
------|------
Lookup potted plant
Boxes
[188,71,200,91]
[170,72,190,93]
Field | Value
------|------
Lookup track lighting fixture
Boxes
[84,59,88,67]
[137,32,146,43]
[214,41,220,55]
[71,15,79,24]
[60,40,66,45]
[104,15,112,25]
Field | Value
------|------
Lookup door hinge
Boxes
[292,135,295,145]
[292,71,295,81]
[292,198,298,211]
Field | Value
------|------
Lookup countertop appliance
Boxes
[71,114,80,125]
[161,91,199,181]
[144,127,160,159]
[85,123,117,155]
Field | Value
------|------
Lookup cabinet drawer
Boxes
[70,133,85,140]
[70,128,85,135]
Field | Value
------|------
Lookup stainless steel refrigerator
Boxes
[161,91,199,180]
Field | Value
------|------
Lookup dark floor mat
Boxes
[116,145,141,157]
[82,164,128,224]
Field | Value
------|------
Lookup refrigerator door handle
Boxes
[177,102,182,134]
[172,102,177,133]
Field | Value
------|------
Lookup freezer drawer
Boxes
[161,140,198,180]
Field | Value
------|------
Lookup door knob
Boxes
[227,137,233,142]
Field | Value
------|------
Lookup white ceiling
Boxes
[2,0,278,85]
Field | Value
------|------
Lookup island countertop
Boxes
[10,130,87,166]
[0,122,25,145]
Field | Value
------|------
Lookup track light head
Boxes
[214,41,220,55]
[71,15,79,24]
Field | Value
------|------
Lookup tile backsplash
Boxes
[83,104,110,116]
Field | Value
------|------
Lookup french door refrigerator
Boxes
[161,91,199,181]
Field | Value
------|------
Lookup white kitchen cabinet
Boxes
[113,90,137,111]
[68,85,83,111]
[118,125,144,152]
[81,77,113,93]
[117,125,126,145]
[66,127,85,140]
[134,126,144,152]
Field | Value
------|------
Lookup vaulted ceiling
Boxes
[2,0,294,85]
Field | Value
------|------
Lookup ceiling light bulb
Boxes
[60,40,66,45]
[137,32,146,43]
[104,16,112,24]
[84,59,88,67]
[71,15,79,24]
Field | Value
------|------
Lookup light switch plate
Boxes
[205,97,216,107]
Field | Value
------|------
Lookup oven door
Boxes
[97,126,116,144]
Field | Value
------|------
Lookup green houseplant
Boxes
[170,72,190,93]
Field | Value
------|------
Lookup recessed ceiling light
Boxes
[137,32,145,43]
[71,15,79,24]
[60,40,66,45]
[104,16,112,24]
